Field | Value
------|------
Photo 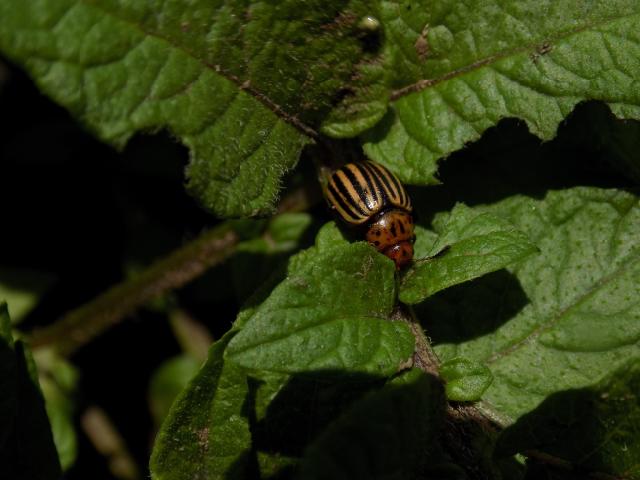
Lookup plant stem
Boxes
[401,305,441,377]
[81,406,141,480]
[169,309,212,362]
[475,400,514,429]
[28,223,239,355]
[401,305,501,479]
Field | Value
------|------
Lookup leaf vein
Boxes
[76,0,318,139]
[390,11,640,101]
[486,255,640,364]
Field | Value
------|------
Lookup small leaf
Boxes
[34,348,80,471]
[226,231,415,376]
[39,376,77,471]
[268,213,314,249]
[400,204,537,304]
[257,452,298,479]
[0,303,61,480]
[0,1,372,217]
[497,359,640,477]
[440,357,493,402]
[359,2,640,185]
[150,332,251,480]
[0,268,55,324]
[312,221,351,253]
[297,368,445,480]
[412,225,439,260]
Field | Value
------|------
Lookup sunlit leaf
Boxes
[420,188,640,431]
[359,1,640,185]
[227,224,415,376]
[150,332,251,480]
[400,204,537,304]
[0,0,374,216]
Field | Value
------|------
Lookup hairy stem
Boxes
[403,305,441,377]
[400,304,501,479]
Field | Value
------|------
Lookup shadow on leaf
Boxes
[496,361,640,479]
[0,338,61,480]
[250,371,387,459]
[411,101,638,227]
[242,368,450,480]
[414,269,529,345]
[219,370,386,479]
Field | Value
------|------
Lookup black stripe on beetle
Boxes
[356,163,382,209]
[368,162,400,203]
[360,162,388,207]
[346,163,379,211]
[327,182,361,222]
[341,166,370,210]
[330,173,369,220]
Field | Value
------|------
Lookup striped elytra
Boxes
[325,161,415,270]
[326,161,411,225]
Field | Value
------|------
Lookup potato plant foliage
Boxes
[1,1,640,479]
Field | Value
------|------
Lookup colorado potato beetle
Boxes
[324,161,415,270]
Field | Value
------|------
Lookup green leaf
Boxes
[34,348,80,471]
[150,332,251,480]
[0,268,56,324]
[412,225,439,260]
[400,204,537,304]
[250,370,385,477]
[0,1,373,217]
[320,58,390,138]
[440,357,493,402]
[497,359,640,477]
[0,303,61,480]
[226,227,415,376]
[417,188,640,426]
[311,221,352,253]
[249,371,301,477]
[148,354,201,427]
[297,368,445,480]
[360,1,640,185]
[257,452,298,480]
[267,213,314,249]
[39,377,77,471]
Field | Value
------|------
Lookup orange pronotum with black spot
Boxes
[324,161,415,269]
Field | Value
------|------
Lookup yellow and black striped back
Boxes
[326,161,412,225]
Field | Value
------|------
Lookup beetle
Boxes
[324,161,415,270]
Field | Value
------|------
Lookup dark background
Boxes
[0,58,228,479]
